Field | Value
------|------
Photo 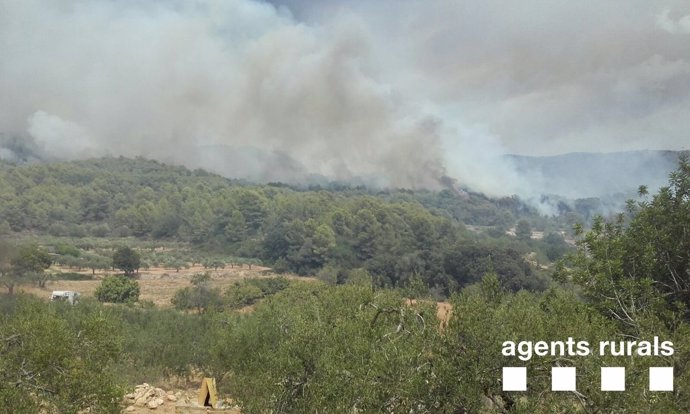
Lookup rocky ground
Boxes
[122,383,241,413]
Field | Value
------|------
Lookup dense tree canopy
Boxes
[0,243,52,293]
[0,157,566,294]
[112,246,140,276]
[12,244,52,287]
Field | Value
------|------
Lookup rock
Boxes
[166,394,177,402]
[154,397,165,406]
[147,400,160,409]
[124,393,136,400]
[135,396,148,407]
[125,406,136,412]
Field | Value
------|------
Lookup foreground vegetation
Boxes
[1,156,689,412]
[2,273,688,413]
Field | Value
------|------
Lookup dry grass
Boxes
[405,299,453,331]
[18,264,312,307]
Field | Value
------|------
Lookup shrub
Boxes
[224,278,290,309]
[225,283,263,309]
[54,243,81,257]
[0,296,123,413]
[249,277,290,295]
[112,246,140,276]
[171,272,222,313]
[95,276,140,303]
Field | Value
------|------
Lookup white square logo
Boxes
[552,367,576,391]
[502,367,527,391]
[601,367,625,391]
[649,367,674,391]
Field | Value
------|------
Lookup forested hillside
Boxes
[1,157,690,413]
[0,157,566,293]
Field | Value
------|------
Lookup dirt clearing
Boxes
[19,264,313,307]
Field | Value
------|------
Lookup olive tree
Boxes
[112,246,140,276]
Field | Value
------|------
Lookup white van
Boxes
[50,291,80,305]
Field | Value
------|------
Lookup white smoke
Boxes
[1,0,689,200]
[0,0,445,187]
[27,111,97,159]
[657,8,690,33]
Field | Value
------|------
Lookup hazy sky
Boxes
[268,0,690,155]
[1,0,689,194]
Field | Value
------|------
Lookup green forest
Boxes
[1,156,689,413]
[0,157,572,293]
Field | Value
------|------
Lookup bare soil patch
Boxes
[405,299,453,330]
[121,383,241,414]
[19,264,314,307]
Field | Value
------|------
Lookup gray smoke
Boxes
[2,0,689,201]
[0,0,445,188]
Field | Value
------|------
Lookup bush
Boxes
[91,223,111,237]
[112,246,141,276]
[225,283,263,309]
[210,282,438,413]
[95,276,140,303]
[171,284,222,314]
[249,277,290,295]
[0,296,123,413]
[224,278,290,309]
[54,242,81,257]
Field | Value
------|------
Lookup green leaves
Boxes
[112,246,140,276]
[0,297,123,413]
[95,276,140,303]
[0,243,52,292]
[11,244,52,275]
[171,272,222,313]
[562,157,690,327]
[210,283,440,413]
[551,157,690,411]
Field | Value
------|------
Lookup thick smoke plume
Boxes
[2,0,689,202]
[0,0,445,188]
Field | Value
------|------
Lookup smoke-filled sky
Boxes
[1,0,689,196]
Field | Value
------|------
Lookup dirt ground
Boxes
[19,264,307,307]
[121,383,242,414]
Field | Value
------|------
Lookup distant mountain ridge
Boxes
[1,133,684,202]
[506,150,684,199]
